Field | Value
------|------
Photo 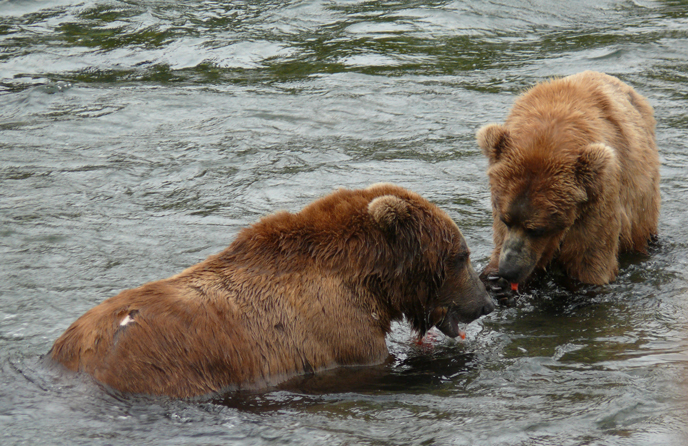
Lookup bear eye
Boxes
[526,227,546,237]
[453,251,469,267]
[499,216,512,228]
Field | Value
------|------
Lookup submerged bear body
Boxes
[478,71,660,287]
[50,184,494,398]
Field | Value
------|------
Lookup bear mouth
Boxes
[434,308,464,339]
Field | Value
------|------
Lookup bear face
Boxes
[50,183,494,397]
[479,127,616,284]
[353,184,495,336]
[477,71,659,289]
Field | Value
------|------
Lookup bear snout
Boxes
[498,257,526,283]
[498,235,537,284]
[459,296,495,323]
[457,267,495,323]
[435,260,495,337]
[480,298,496,316]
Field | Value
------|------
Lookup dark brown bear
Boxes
[50,183,494,398]
[477,71,660,289]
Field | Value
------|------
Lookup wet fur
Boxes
[50,184,492,398]
[478,71,660,285]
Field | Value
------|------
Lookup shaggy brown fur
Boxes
[477,71,660,286]
[50,183,494,398]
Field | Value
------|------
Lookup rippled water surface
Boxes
[2,1,688,445]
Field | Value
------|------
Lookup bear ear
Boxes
[576,143,618,201]
[476,123,510,165]
[368,195,411,232]
[365,182,396,192]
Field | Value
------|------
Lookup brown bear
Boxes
[477,70,660,290]
[50,183,494,398]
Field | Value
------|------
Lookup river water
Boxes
[1,0,687,445]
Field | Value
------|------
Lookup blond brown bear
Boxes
[477,71,660,289]
[50,184,494,398]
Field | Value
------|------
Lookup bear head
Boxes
[364,183,494,337]
[477,124,619,285]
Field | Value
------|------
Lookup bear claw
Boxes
[484,274,517,305]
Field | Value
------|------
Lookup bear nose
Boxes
[498,262,521,283]
[481,298,496,316]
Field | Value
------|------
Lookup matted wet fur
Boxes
[477,71,660,287]
[50,183,494,398]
